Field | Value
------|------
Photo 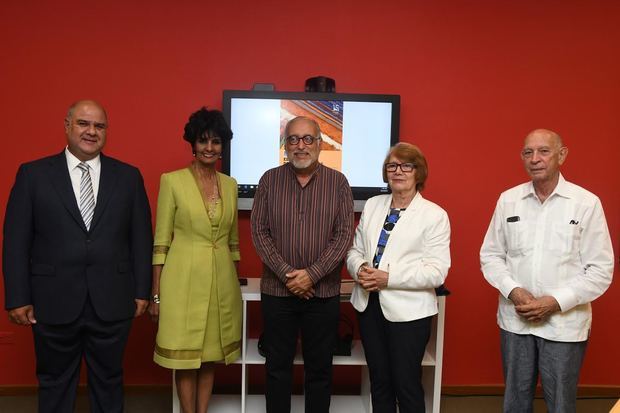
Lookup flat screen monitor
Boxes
[222,90,400,211]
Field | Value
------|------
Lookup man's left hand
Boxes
[515,296,561,322]
[286,269,315,299]
[134,299,149,317]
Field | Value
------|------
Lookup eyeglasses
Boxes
[286,135,321,145]
[385,162,416,173]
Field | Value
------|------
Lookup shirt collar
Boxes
[522,173,570,200]
[65,147,101,171]
[286,161,322,180]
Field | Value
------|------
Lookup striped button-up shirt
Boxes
[251,163,354,298]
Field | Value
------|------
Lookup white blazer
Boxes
[346,192,451,322]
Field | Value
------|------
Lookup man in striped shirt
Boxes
[251,116,354,413]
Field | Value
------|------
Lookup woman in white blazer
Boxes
[346,143,451,413]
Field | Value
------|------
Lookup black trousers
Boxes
[261,294,340,413]
[32,295,132,413]
[357,292,432,413]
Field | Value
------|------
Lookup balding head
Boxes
[283,116,322,174]
[524,129,563,149]
[283,116,321,139]
[64,100,108,161]
[66,100,108,124]
[521,128,568,188]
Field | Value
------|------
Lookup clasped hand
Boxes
[286,269,315,299]
[509,287,561,322]
[357,265,389,292]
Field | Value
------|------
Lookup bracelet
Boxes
[151,294,160,304]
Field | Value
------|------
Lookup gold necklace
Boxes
[191,161,220,219]
[206,182,220,219]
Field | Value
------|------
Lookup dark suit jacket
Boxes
[3,151,153,324]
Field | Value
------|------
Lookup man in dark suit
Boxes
[3,100,153,413]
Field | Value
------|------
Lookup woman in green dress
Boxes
[149,108,242,412]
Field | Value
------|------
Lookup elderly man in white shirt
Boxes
[480,129,614,413]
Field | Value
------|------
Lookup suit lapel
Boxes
[90,154,118,232]
[367,193,423,261]
[367,195,392,258]
[387,192,422,239]
[218,172,234,227]
[49,151,88,232]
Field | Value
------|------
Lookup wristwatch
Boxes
[151,294,160,304]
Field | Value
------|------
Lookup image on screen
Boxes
[223,90,400,210]
[279,99,343,170]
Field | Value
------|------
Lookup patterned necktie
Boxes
[77,162,95,230]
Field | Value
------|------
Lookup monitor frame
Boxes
[222,89,400,211]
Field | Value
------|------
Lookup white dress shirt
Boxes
[347,193,451,322]
[65,148,101,206]
[480,174,614,342]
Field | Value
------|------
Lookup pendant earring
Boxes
[192,151,196,157]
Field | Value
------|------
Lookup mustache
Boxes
[293,151,310,155]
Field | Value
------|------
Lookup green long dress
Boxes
[152,167,242,369]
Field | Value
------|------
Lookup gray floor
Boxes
[0,392,617,412]
[441,395,617,412]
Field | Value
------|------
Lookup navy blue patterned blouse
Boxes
[372,208,405,268]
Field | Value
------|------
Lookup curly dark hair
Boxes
[183,107,233,149]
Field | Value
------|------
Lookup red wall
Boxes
[1,0,618,388]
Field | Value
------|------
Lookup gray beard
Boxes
[289,158,313,169]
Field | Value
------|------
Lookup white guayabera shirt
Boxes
[480,174,614,342]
